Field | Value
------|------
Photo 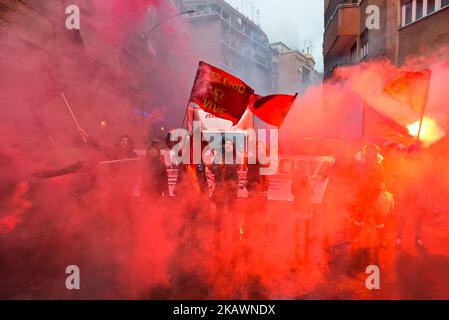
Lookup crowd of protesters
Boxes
[6,128,443,260]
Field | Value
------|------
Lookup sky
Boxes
[225,0,325,72]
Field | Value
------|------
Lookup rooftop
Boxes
[271,41,316,64]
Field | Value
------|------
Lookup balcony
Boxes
[324,56,354,78]
[325,0,358,24]
[323,3,360,58]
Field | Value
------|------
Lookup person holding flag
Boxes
[382,68,433,249]
[185,60,299,252]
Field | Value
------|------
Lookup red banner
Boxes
[189,61,254,124]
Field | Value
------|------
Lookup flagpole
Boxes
[60,92,87,143]
[415,79,431,144]
[416,107,426,144]
[98,158,143,166]
[183,62,202,130]
[181,103,189,129]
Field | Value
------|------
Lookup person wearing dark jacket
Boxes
[241,153,269,242]
[291,164,314,259]
[173,160,209,253]
[210,139,240,249]
[353,144,387,248]
[141,140,168,199]
[395,144,428,249]
[32,131,139,179]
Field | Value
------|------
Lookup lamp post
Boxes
[143,10,195,41]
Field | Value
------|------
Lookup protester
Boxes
[352,144,387,248]
[210,138,240,249]
[242,146,269,242]
[395,144,428,249]
[291,164,314,258]
[33,131,139,178]
[140,140,169,199]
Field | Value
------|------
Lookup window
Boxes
[360,42,369,59]
[196,4,205,13]
[360,30,369,60]
[402,0,413,26]
[222,11,230,22]
[350,43,357,63]
[302,67,311,84]
[402,0,448,27]
[416,0,424,19]
[212,5,221,13]
[427,0,436,13]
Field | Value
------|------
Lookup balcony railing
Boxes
[324,56,355,78]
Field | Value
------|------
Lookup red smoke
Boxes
[1,1,449,300]
[282,50,449,145]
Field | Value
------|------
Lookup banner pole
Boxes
[416,105,426,144]
[416,75,431,144]
[60,92,87,143]
[181,103,189,130]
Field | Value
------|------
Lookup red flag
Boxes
[249,94,297,127]
[383,69,431,113]
[189,61,254,124]
[363,105,414,145]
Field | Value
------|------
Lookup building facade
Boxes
[323,0,449,77]
[181,0,273,94]
[270,41,319,94]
